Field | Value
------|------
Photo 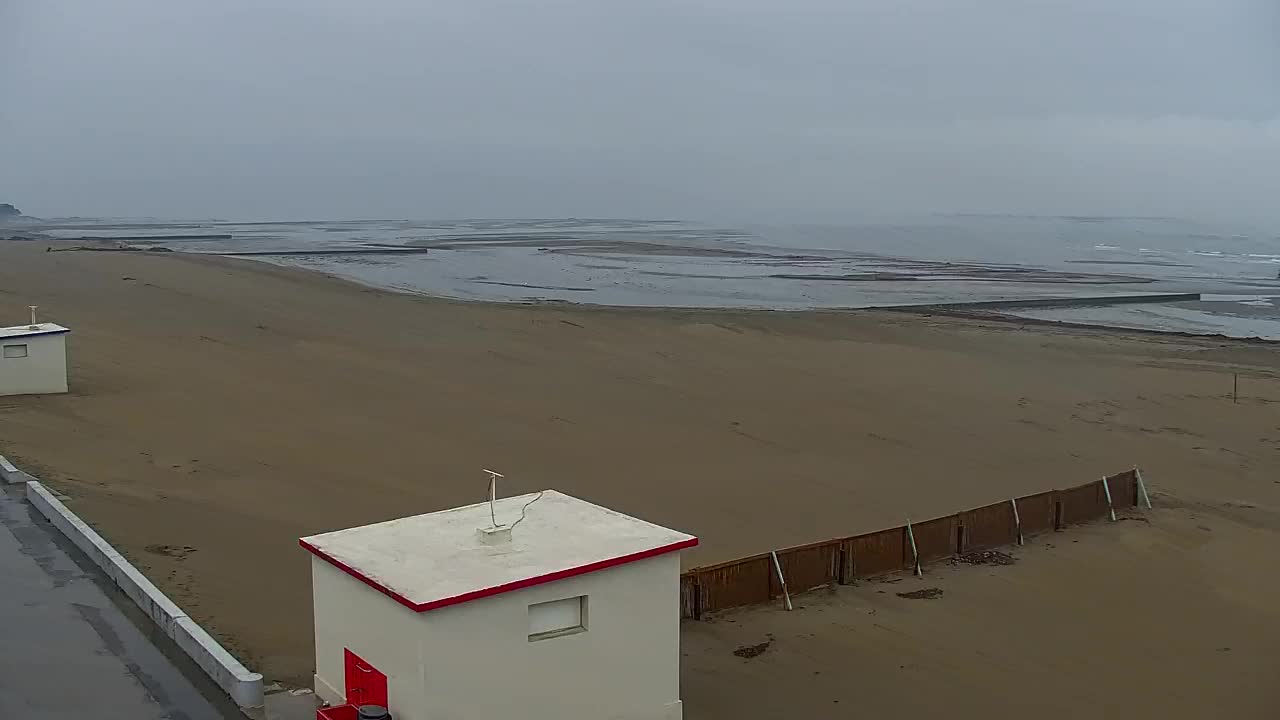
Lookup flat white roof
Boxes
[300,490,697,612]
[0,323,70,340]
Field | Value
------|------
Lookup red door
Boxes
[343,649,388,708]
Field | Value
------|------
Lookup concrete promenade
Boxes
[0,483,240,719]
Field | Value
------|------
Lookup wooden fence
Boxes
[680,469,1144,619]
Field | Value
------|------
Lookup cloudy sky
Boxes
[2,0,1278,222]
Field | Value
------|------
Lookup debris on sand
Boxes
[950,550,1016,566]
[144,544,198,560]
[897,587,944,600]
[55,244,175,253]
[733,640,773,659]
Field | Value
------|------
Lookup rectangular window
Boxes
[2,344,28,359]
[528,595,587,641]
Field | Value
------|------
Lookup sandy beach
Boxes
[683,500,1280,718]
[1,241,1278,699]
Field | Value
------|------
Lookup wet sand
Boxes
[21,217,1231,311]
[0,240,1278,692]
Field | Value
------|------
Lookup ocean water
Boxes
[35,214,1280,338]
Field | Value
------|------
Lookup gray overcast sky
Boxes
[2,0,1278,222]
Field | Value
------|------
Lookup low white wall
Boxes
[24,480,265,709]
[0,454,37,484]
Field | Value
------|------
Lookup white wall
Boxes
[421,553,683,720]
[312,553,684,720]
[0,333,68,396]
[312,557,427,714]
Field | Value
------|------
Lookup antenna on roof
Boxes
[483,469,504,529]
[477,469,513,546]
[28,305,38,329]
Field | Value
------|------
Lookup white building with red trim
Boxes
[301,490,697,720]
[0,323,69,397]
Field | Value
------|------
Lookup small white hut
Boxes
[301,490,697,720]
[0,322,70,397]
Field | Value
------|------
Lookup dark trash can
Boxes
[357,706,390,720]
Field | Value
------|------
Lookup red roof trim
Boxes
[299,536,699,613]
[300,539,420,610]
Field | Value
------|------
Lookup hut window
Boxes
[2,344,28,359]
[528,595,587,640]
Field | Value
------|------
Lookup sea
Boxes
[29,214,1280,340]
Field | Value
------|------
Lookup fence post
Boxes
[1010,498,1024,545]
[905,519,922,576]
[770,551,793,611]
[1053,500,1064,531]
[843,540,857,585]
[692,578,703,621]
[1101,476,1117,522]
[1135,467,1153,510]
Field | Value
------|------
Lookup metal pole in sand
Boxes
[1135,467,1153,510]
[906,518,922,577]
[1010,498,1024,545]
[1234,373,1239,404]
[770,551,793,611]
[1101,476,1117,522]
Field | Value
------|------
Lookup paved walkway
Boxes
[0,484,241,720]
